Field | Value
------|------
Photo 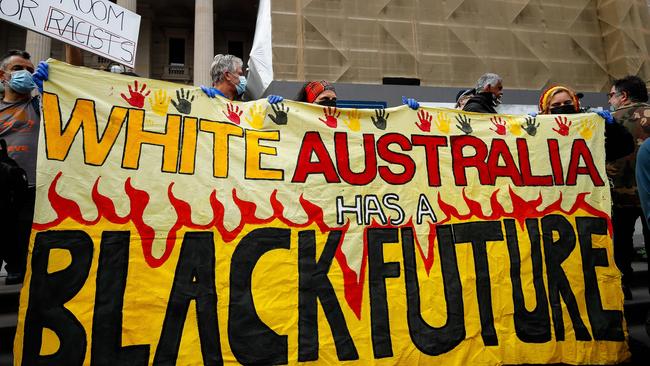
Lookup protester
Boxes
[537,84,633,162]
[296,80,338,106]
[200,54,248,100]
[463,73,503,113]
[0,50,48,284]
[538,85,581,115]
[538,83,638,298]
[455,88,475,109]
[201,53,282,105]
[607,75,650,299]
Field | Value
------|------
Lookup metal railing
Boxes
[163,64,192,81]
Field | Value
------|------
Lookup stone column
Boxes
[136,17,151,77]
[193,0,214,86]
[117,0,137,12]
[24,31,51,63]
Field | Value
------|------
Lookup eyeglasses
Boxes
[607,92,619,99]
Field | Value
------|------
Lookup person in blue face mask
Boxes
[200,54,249,101]
[0,49,48,285]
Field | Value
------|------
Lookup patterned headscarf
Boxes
[538,85,581,114]
[304,81,336,103]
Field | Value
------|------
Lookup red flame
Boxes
[167,184,369,317]
[35,172,159,266]
[435,187,610,228]
[416,187,612,275]
[36,173,366,315]
[37,173,611,319]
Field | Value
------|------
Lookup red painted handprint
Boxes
[415,109,432,132]
[223,102,243,125]
[319,106,340,128]
[120,80,150,108]
[553,116,572,136]
[490,116,507,135]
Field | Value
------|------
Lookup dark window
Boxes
[169,38,185,64]
[228,41,244,59]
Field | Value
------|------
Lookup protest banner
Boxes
[0,0,140,67]
[14,60,629,365]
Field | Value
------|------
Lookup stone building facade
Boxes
[2,0,650,94]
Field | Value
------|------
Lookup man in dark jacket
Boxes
[607,75,650,299]
[463,73,503,113]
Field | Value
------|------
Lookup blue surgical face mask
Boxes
[8,70,36,95]
[235,75,247,95]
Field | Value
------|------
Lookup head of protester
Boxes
[462,73,503,114]
[297,80,337,107]
[608,75,649,112]
[455,88,475,109]
[538,85,581,115]
[200,54,247,100]
[1,50,48,101]
[1,50,36,103]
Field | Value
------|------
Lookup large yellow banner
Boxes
[14,60,629,365]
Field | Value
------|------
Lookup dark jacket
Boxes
[607,102,650,207]
[462,92,498,114]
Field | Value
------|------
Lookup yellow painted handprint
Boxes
[435,112,450,134]
[508,117,523,136]
[343,110,361,131]
[148,89,171,116]
[245,103,265,129]
[579,118,596,140]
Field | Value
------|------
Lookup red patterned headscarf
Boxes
[304,81,336,103]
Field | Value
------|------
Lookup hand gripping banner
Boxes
[14,60,630,365]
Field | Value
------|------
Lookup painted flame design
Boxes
[35,172,610,319]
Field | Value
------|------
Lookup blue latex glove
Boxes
[32,61,49,94]
[596,110,615,124]
[401,96,420,110]
[201,85,218,98]
[267,94,283,104]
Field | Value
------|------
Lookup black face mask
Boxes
[317,99,337,107]
[550,104,577,114]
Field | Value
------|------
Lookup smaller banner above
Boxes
[0,0,140,67]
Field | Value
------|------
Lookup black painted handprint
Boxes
[269,102,289,125]
[371,109,390,130]
[171,88,195,114]
[455,114,472,135]
[522,116,540,136]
